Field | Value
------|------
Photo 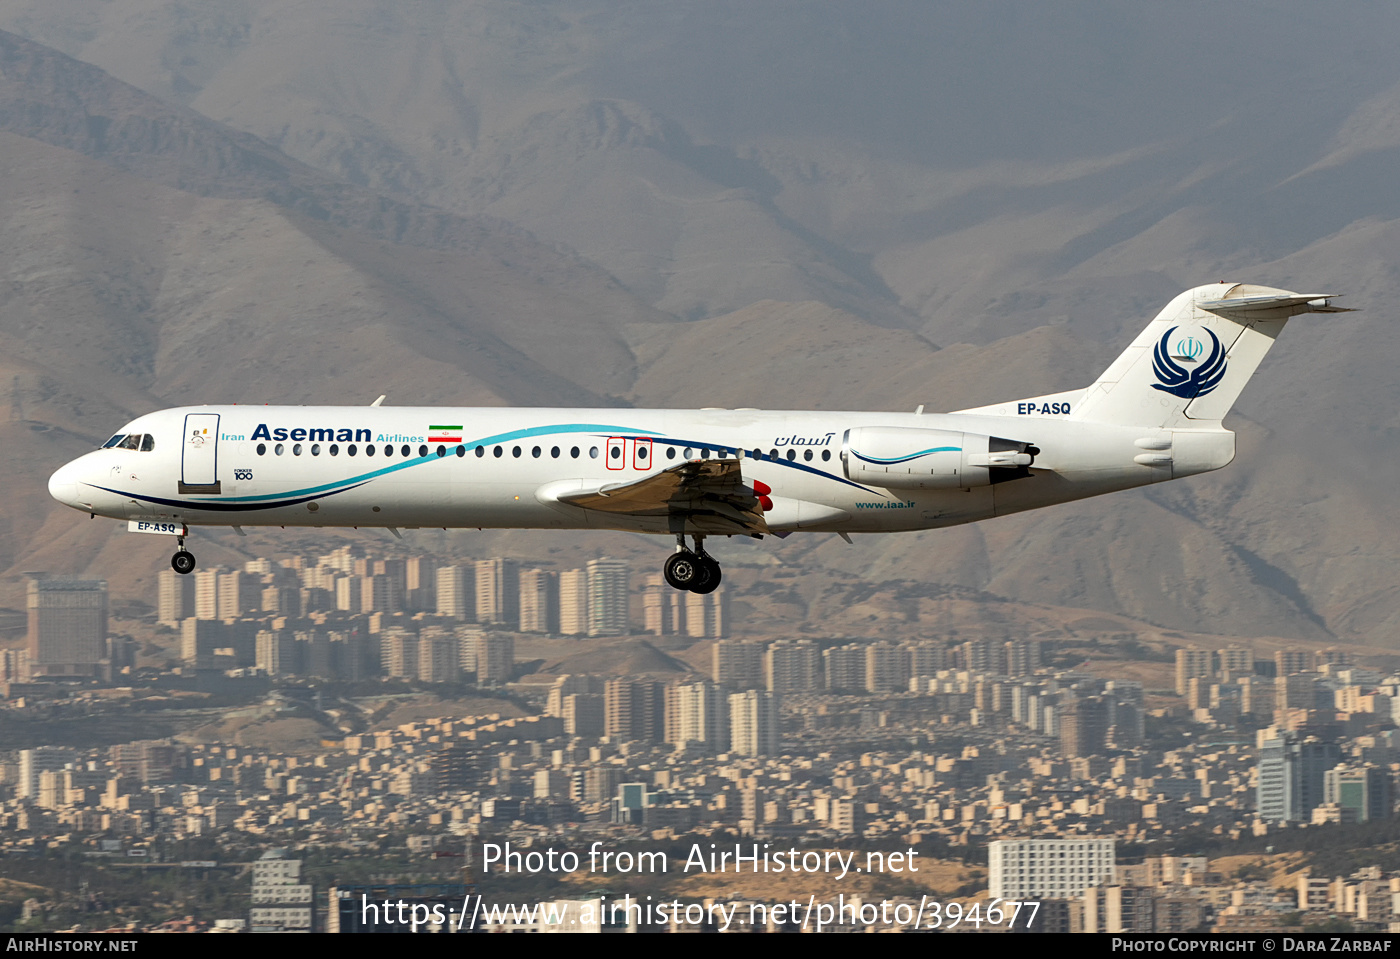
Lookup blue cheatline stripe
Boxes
[851,446,960,465]
[192,423,664,504]
[99,421,895,511]
[89,481,370,513]
[647,438,878,493]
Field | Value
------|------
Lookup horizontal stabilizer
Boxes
[1197,293,1354,314]
[1070,283,1353,428]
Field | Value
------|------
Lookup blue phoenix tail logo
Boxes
[1152,326,1227,399]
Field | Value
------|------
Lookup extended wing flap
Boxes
[556,459,769,533]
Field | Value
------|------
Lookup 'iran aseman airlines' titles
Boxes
[48,284,1349,592]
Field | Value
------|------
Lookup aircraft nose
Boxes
[48,459,83,509]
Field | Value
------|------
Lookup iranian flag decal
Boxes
[429,424,463,443]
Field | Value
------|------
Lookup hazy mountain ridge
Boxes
[0,8,1395,645]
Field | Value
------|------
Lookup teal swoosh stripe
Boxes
[191,423,664,504]
[851,446,961,465]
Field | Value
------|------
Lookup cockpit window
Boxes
[108,433,155,451]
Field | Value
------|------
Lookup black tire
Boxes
[663,551,700,590]
[171,550,196,575]
[690,555,722,594]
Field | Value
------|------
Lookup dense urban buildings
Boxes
[6,545,1400,934]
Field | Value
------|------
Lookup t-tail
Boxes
[1069,283,1351,429]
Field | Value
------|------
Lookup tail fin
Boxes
[1070,283,1350,428]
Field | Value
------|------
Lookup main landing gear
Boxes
[171,531,196,575]
[663,534,721,593]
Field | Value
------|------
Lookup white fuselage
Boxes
[47,403,1227,536]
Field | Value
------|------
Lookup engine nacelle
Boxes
[841,426,1037,490]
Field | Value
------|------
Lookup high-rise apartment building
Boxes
[642,576,678,635]
[335,576,362,613]
[1275,649,1314,676]
[382,628,419,679]
[27,579,107,679]
[405,556,438,612]
[586,558,630,637]
[1257,732,1342,822]
[1218,645,1254,677]
[193,568,221,620]
[765,641,820,695]
[559,569,588,636]
[473,632,515,684]
[218,570,261,620]
[713,640,764,690]
[865,642,910,693]
[562,694,605,737]
[361,573,399,614]
[417,629,459,683]
[157,569,195,627]
[256,629,299,677]
[666,681,730,751]
[476,558,520,628]
[683,589,728,638]
[988,838,1115,900]
[1323,764,1392,822]
[604,679,664,742]
[435,566,474,620]
[729,690,779,756]
[1175,648,1213,696]
[519,569,560,634]
[1003,640,1036,677]
[823,645,866,691]
[1059,695,1110,758]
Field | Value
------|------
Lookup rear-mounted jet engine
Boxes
[841,426,1038,490]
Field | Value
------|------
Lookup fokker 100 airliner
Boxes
[48,284,1348,593]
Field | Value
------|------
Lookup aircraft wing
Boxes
[554,458,770,535]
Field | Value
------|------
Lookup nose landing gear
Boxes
[662,534,721,593]
[171,529,196,575]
